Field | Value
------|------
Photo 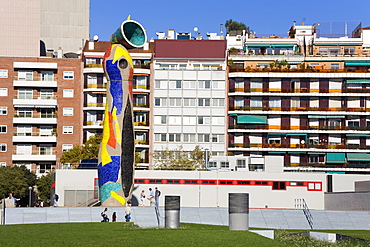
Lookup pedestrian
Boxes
[101,208,109,222]
[112,212,117,222]
[148,188,154,206]
[53,193,59,207]
[140,190,146,206]
[155,187,161,208]
[125,202,131,222]
[40,200,44,208]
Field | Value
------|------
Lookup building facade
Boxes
[151,39,228,167]
[227,22,370,173]
[0,57,83,175]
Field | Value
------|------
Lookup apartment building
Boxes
[0,57,83,175]
[81,40,153,169]
[151,39,228,167]
[0,0,89,57]
[227,21,370,173]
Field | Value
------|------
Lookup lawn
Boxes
[1,223,370,247]
[0,222,285,247]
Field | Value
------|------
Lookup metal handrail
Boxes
[294,198,313,229]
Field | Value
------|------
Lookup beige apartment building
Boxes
[0,57,83,175]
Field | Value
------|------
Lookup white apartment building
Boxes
[151,40,228,166]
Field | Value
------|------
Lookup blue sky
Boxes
[90,0,370,41]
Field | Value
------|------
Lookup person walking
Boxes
[53,193,59,207]
[140,190,146,206]
[125,203,131,222]
[154,187,161,208]
[148,188,154,206]
[112,212,117,222]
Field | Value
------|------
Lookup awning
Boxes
[237,115,267,124]
[287,61,302,65]
[345,61,370,66]
[346,134,369,137]
[308,115,345,119]
[308,152,325,155]
[347,153,370,161]
[326,153,346,163]
[346,79,370,84]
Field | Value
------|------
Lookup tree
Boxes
[60,134,102,164]
[0,166,37,199]
[152,145,205,170]
[36,173,51,204]
[225,19,249,33]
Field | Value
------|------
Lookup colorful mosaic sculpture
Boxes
[98,17,146,206]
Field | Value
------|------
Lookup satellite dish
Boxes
[193,27,198,32]
[93,35,99,41]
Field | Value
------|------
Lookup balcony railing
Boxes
[12,150,57,155]
[134,122,149,126]
[14,95,57,100]
[85,64,103,68]
[229,106,369,112]
[84,103,106,107]
[284,163,370,168]
[13,76,58,81]
[13,132,57,137]
[229,67,370,73]
[133,103,149,108]
[230,88,370,94]
[135,140,149,145]
[229,143,370,150]
[84,121,103,126]
[85,84,106,89]
[14,113,57,118]
[133,85,149,90]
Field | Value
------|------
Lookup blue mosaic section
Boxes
[97,156,121,187]
[99,182,122,203]
[105,60,124,115]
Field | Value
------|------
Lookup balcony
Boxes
[134,122,149,127]
[12,150,57,161]
[13,95,57,107]
[133,103,149,108]
[13,76,57,88]
[135,140,149,145]
[229,67,370,73]
[133,84,150,90]
[84,103,106,107]
[229,142,370,150]
[13,113,57,124]
[85,84,106,89]
[83,121,103,129]
[13,132,57,142]
[85,64,103,68]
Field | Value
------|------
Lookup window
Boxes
[330,63,340,69]
[272,182,286,190]
[0,144,6,152]
[155,80,167,89]
[168,116,181,125]
[183,81,196,89]
[154,116,167,124]
[198,98,210,106]
[235,79,244,89]
[344,47,356,54]
[63,108,73,116]
[63,126,73,134]
[268,137,281,144]
[0,107,7,115]
[211,134,224,142]
[154,98,167,107]
[212,81,225,89]
[0,162,6,167]
[136,76,146,88]
[168,133,181,142]
[309,156,319,163]
[87,74,97,84]
[0,88,7,96]
[220,161,229,168]
[18,109,32,118]
[235,98,244,107]
[184,98,196,107]
[40,89,53,99]
[212,98,225,107]
[237,159,246,168]
[63,71,74,79]
[0,69,8,78]
[39,144,52,155]
[169,80,182,89]
[17,126,32,136]
[208,161,217,168]
[18,71,33,81]
[40,126,53,136]
[41,108,55,118]
[41,71,54,81]
[199,80,211,89]
[250,97,262,107]
[198,134,210,142]
[0,125,6,133]
[308,182,322,191]
[16,144,31,155]
[197,116,210,125]
[183,133,196,142]
[348,120,360,127]
[63,89,74,98]
[169,98,181,107]
[18,89,33,99]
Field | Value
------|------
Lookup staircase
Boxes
[295,198,313,229]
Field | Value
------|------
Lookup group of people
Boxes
[140,187,161,207]
[101,202,130,223]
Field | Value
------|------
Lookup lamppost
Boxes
[204,148,210,170]
[28,186,32,207]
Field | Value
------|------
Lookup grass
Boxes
[0,222,285,247]
[1,222,370,247]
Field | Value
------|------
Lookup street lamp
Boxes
[28,186,32,207]
[204,148,210,170]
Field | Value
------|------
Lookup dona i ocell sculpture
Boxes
[98,16,146,206]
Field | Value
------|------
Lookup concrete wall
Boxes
[325,192,370,211]
[4,207,370,230]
